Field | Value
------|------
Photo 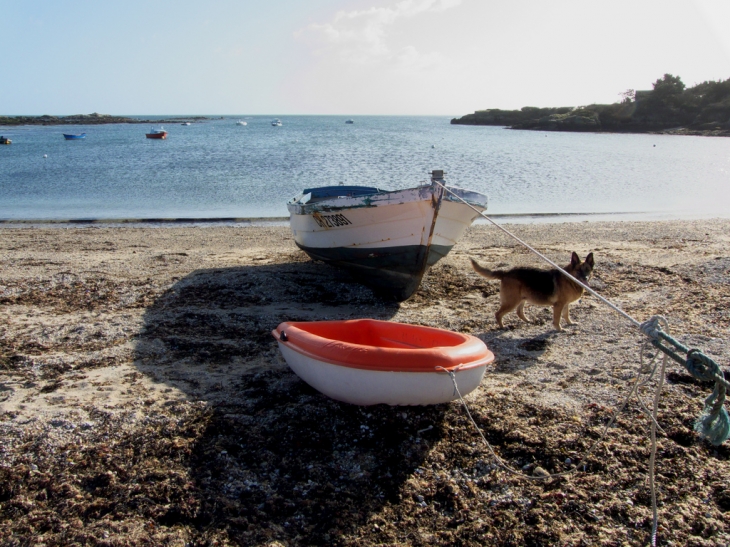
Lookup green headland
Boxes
[452,74,730,136]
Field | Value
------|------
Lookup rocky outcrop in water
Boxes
[0,113,210,126]
[0,113,145,125]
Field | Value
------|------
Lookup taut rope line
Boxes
[430,179,728,546]
[432,179,730,547]
[434,179,729,444]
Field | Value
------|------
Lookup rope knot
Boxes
[686,349,721,383]
[683,349,729,446]
[640,316,666,340]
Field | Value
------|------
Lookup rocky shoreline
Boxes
[451,110,730,137]
[451,76,730,137]
[1,220,729,545]
[0,113,211,126]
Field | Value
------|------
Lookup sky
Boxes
[1,0,729,116]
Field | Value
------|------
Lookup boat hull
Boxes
[287,181,487,300]
[293,242,446,301]
[63,134,86,140]
[146,132,167,139]
[273,319,494,406]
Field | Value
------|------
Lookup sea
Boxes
[1,116,729,223]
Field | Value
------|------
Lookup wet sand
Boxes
[1,219,729,546]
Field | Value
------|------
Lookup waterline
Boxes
[2,209,727,229]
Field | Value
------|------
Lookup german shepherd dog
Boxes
[470,252,595,331]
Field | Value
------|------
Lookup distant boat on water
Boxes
[63,133,86,140]
[345,119,354,124]
[0,136,11,145]
[181,122,191,126]
[145,126,168,139]
[236,120,247,126]
[271,119,282,127]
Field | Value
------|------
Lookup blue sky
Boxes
[2,0,729,115]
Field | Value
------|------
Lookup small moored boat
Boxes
[236,120,247,126]
[181,122,191,126]
[145,126,168,139]
[345,119,354,124]
[0,136,11,145]
[273,319,494,406]
[63,133,86,140]
[287,170,488,301]
[271,118,282,126]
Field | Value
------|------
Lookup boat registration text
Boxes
[313,213,352,228]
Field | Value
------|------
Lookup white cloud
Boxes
[395,45,448,73]
[298,0,462,65]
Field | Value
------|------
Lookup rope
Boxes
[649,330,669,547]
[440,358,663,475]
[435,180,729,445]
[436,367,579,481]
[431,179,727,545]
[639,318,730,445]
[435,180,641,328]
[441,350,665,543]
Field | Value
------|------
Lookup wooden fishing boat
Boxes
[145,126,167,139]
[63,133,86,140]
[287,170,488,300]
[272,319,494,406]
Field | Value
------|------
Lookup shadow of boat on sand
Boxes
[133,260,452,544]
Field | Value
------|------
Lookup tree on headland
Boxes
[635,74,687,122]
[619,89,635,104]
[652,73,685,97]
[451,74,730,135]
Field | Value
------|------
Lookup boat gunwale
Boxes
[287,184,487,215]
[272,320,494,373]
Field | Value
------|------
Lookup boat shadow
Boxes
[133,261,450,544]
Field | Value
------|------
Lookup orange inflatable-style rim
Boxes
[272,319,494,372]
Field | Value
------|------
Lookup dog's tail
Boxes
[470,258,504,280]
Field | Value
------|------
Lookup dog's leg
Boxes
[516,300,530,323]
[562,305,576,325]
[552,305,564,331]
[495,301,519,328]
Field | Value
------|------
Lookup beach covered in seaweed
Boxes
[1,219,729,546]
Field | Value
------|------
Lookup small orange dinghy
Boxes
[272,319,494,406]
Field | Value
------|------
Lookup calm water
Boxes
[1,116,729,221]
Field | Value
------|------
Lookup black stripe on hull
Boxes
[426,245,454,266]
[296,242,453,301]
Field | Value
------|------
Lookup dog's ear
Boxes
[571,252,580,267]
[585,252,595,268]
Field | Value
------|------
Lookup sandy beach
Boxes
[1,219,729,546]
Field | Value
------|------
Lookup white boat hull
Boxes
[287,176,487,300]
[290,186,438,249]
[277,342,487,406]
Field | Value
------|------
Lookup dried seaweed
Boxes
[1,223,729,546]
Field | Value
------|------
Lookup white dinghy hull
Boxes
[272,319,495,406]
